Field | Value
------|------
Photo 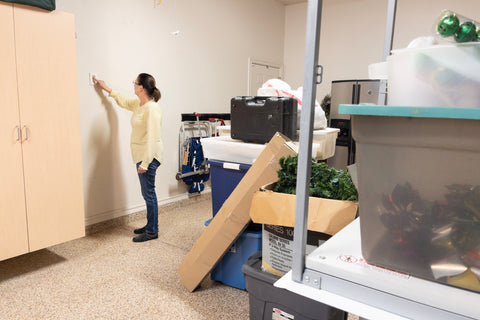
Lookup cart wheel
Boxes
[175,173,182,181]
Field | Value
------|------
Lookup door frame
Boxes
[247,58,284,96]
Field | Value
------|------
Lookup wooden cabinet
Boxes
[0,3,85,261]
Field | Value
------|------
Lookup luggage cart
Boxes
[176,113,211,193]
[176,113,231,193]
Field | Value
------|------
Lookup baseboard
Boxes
[85,204,147,227]
[85,188,211,235]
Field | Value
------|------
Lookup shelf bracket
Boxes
[303,269,322,289]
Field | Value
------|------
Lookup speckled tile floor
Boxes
[0,194,249,320]
[0,193,359,320]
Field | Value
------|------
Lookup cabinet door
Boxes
[0,3,30,260]
[14,5,85,251]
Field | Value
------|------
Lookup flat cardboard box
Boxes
[250,182,358,235]
[178,133,298,292]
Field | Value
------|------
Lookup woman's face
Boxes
[134,78,142,96]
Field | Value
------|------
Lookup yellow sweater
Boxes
[109,90,163,170]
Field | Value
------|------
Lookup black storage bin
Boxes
[231,96,297,143]
[242,251,346,320]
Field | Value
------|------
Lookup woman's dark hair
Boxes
[137,73,161,102]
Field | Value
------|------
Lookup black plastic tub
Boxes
[242,251,346,320]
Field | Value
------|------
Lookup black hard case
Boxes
[230,96,297,143]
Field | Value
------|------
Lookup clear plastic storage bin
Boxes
[340,104,480,293]
[387,43,480,108]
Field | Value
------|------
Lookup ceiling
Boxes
[277,0,307,5]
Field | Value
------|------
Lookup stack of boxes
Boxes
[178,128,357,319]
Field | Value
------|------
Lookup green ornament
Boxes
[455,21,477,43]
[477,26,480,41]
[437,14,460,37]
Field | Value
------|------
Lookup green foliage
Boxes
[274,155,358,201]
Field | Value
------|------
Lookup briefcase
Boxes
[231,96,297,143]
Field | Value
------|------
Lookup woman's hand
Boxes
[93,76,112,93]
[138,167,147,174]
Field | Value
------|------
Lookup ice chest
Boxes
[208,159,251,217]
[231,96,297,143]
[340,104,480,293]
[206,159,260,231]
[242,251,346,320]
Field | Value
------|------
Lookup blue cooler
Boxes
[205,159,261,231]
[207,159,262,289]
[211,229,262,290]
[208,159,251,216]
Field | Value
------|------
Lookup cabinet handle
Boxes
[16,126,21,141]
[23,125,29,141]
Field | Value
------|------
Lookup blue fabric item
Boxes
[137,159,160,234]
[189,181,205,193]
[181,137,210,193]
[191,138,204,171]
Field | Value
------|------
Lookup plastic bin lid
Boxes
[339,104,480,120]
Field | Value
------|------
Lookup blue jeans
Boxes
[137,159,160,234]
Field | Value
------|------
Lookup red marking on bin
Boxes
[339,255,358,263]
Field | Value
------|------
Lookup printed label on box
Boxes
[262,224,329,276]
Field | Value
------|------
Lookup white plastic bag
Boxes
[258,79,327,129]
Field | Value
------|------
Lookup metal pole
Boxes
[377,0,397,106]
[292,0,323,283]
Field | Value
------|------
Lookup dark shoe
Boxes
[134,226,146,234]
[132,232,158,242]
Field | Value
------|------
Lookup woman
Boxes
[94,73,163,242]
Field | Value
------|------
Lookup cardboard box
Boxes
[261,224,330,276]
[250,183,358,235]
[178,133,298,292]
[250,182,358,276]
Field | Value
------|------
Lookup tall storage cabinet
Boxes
[0,3,85,261]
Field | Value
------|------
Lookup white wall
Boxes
[56,0,480,226]
[284,0,480,102]
[283,3,308,90]
[56,0,286,225]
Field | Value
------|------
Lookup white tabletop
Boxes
[274,219,479,320]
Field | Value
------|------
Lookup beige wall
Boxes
[56,0,285,225]
[57,0,480,226]
[284,0,480,102]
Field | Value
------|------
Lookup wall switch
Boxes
[89,72,97,86]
